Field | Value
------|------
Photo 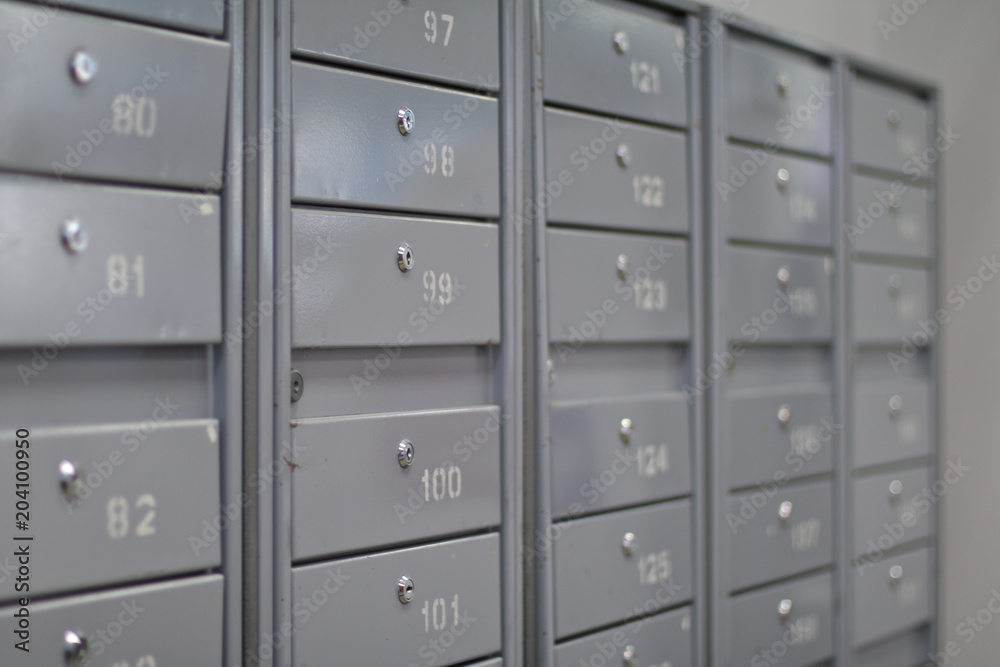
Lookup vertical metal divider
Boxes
[927,81,941,662]
[832,54,850,667]
[527,0,555,662]
[684,11,707,667]
[222,2,246,665]
[272,0,293,663]
[700,8,725,665]
[501,0,527,664]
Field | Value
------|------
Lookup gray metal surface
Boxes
[546,229,690,344]
[291,406,502,560]
[852,378,931,469]
[853,626,931,667]
[292,533,502,667]
[549,392,691,517]
[726,35,833,156]
[548,344,686,402]
[291,210,500,348]
[724,382,834,490]
[34,0,225,34]
[726,246,833,343]
[851,77,929,176]
[291,63,500,217]
[726,478,834,592]
[0,176,221,346]
[725,572,834,667]
[552,499,693,639]
[852,466,932,558]
[0,1,230,187]
[544,108,689,233]
[553,605,693,667]
[0,420,220,601]
[0,574,223,665]
[292,0,500,90]
[849,174,930,258]
[724,147,832,248]
[851,546,931,648]
[540,0,687,127]
[852,263,930,344]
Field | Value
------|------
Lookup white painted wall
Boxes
[703,0,1000,662]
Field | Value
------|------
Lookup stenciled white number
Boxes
[423,143,456,178]
[424,11,455,46]
[637,444,669,477]
[422,594,460,633]
[106,494,157,539]
[637,550,672,585]
[112,94,157,138]
[789,193,818,223]
[629,60,661,94]
[790,517,821,552]
[421,465,462,502]
[112,657,157,667]
[633,174,665,208]
[106,254,145,298]
[634,278,667,312]
[422,270,455,305]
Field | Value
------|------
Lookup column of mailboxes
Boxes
[537,1,697,664]
[0,1,231,665]
[845,67,936,664]
[284,2,505,666]
[709,29,839,666]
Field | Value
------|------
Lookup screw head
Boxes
[59,460,80,498]
[778,500,793,521]
[397,575,414,603]
[64,630,89,666]
[622,645,637,666]
[612,30,629,54]
[622,532,635,557]
[60,219,88,254]
[776,168,791,188]
[397,440,415,468]
[889,479,903,497]
[887,108,902,127]
[69,50,98,84]
[776,73,791,97]
[889,564,903,581]
[397,243,414,272]
[777,266,791,289]
[777,598,793,617]
[888,274,903,296]
[619,418,633,445]
[888,394,903,417]
[615,144,631,168]
[290,370,304,403]
[616,254,629,280]
[397,107,415,135]
[777,404,792,426]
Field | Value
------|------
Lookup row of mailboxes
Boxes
[0,0,938,665]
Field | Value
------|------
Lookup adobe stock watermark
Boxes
[6,0,71,53]
[878,0,934,42]
[929,587,1000,666]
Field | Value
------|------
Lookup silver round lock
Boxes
[397,243,414,272]
[776,73,792,97]
[69,50,98,84]
[887,108,902,127]
[777,598,793,618]
[776,168,791,188]
[616,254,629,281]
[888,273,903,296]
[397,107,415,135]
[290,369,304,403]
[622,532,635,557]
[889,564,903,581]
[889,479,903,497]
[888,394,903,417]
[612,30,629,54]
[60,219,88,254]
[397,575,415,603]
[397,440,415,468]
[59,459,80,498]
[619,418,633,445]
[777,266,791,289]
[777,404,792,426]
[616,144,631,168]
[778,500,793,521]
[889,193,902,209]
[64,630,89,666]
[622,644,637,667]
